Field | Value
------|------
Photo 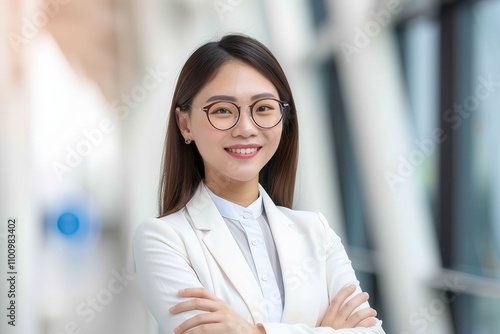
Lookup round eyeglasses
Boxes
[190,98,289,131]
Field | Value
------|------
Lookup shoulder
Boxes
[132,209,190,250]
[134,209,185,232]
[275,206,338,238]
[276,206,322,222]
[259,183,337,237]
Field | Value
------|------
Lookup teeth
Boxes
[228,147,258,154]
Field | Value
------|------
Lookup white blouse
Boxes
[206,185,284,322]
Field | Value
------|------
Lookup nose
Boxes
[230,106,259,137]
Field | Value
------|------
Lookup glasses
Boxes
[191,98,289,130]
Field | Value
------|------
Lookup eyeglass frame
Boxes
[189,98,289,131]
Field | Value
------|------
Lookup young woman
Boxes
[133,34,385,334]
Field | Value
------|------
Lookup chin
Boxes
[227,174,259,183]
[224,169,261,183]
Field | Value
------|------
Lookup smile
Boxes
[226,147,259,155]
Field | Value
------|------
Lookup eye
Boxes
[211,107,232,115]
[256,105,272,112]
[254,100,278,113]
[208,101,236,116]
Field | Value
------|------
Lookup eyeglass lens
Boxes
[207,99,283,130]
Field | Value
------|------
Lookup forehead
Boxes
[193,62,279,102]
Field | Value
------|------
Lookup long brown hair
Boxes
[158,34,299,217]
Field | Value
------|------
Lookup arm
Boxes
[132,219,208,334]
[172,285,377,334]
[170,213,385,334]
[259,213,385,334]
[134,218,267,334]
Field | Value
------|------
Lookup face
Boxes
[177,61,283,189]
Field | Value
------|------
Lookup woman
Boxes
[133,34,385,334]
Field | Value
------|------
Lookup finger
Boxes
[170,298,219,314]
[337,292,369,321]
[357,316,378,328]
[323,284,357,323]
[178,288,220,301]
[174,313,221,334]
[178,323,228,334]
[344,307,377,328]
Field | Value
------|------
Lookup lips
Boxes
[224,145,262,158]
[226,147,259,155]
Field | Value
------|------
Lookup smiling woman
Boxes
[132,34,385,334]
[159,34,299,214]
[177,62,284,205]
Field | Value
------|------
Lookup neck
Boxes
[204,172,259,208]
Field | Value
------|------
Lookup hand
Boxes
[320,284,378,329]
[169,288,264,334]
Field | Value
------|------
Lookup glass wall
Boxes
[452,1,500,333]
[395,1,500,333]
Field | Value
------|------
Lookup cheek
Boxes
[190,117,215,141]
[269,126,283,146]
[195,136,217,157]
[192,126,225,156]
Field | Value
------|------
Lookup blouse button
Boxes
[251,239,258,246]
[261,275,268,281]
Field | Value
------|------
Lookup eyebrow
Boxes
[205,92,277,103]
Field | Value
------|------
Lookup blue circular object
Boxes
[57,212,80,235]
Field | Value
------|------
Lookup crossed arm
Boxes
[169,284,378,334]
[133,216,385,334]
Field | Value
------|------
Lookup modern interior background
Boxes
[1,0,499,333]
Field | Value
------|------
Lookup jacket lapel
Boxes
[186,183,269,323]
[261,185,321,325]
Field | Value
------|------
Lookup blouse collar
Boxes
[205,184,263,221]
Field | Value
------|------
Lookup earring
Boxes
[185,139,192,145]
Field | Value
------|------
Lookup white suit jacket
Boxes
[133,182,385,333]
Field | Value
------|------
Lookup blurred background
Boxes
[1,0,500,333]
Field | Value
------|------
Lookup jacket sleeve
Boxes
[260,213,385,334]
[132,217,207,334]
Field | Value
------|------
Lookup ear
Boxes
[176,107,193,140]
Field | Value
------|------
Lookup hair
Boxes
[158,34,299,217]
